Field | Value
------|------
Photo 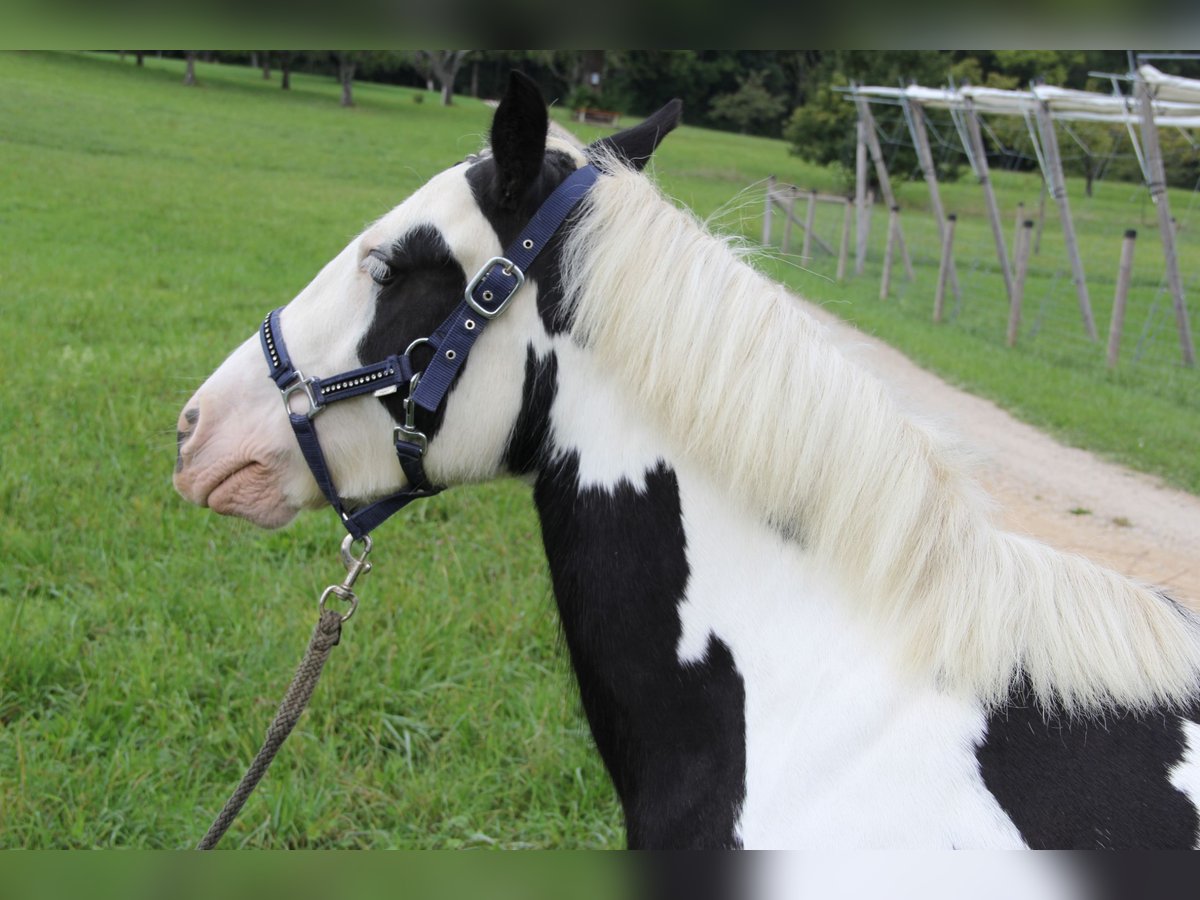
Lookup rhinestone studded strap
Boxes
[261,311,414,405]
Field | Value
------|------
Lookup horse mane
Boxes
[559,152,1200,711]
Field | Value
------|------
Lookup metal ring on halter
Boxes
[405,336,434,357]
[280,371,324,418]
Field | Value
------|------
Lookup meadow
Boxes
[1,51,1196,848]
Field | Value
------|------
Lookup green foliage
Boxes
[708,70,788,136]
[989,50,1087,89]
[783,76,858,190]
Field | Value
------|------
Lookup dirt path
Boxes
[803,302,1200,607]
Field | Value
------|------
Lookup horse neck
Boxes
[525,337,921,847]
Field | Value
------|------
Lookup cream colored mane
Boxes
[560,155,1200,711]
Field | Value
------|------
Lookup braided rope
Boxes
[196,608,344,850]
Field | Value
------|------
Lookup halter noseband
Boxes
[259,164,600,541]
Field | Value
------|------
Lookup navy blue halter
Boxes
[260,164,600,540]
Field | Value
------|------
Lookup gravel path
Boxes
[804,301,1200,607]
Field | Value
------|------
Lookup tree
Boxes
[708,70,788,135]
[335,51,360,107]
[280,51,292,90]
[414,51,470,106]
[183,51,197,86]
[261,51,271,81]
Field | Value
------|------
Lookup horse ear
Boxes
[490,71,549,207]
[588,100,682,171]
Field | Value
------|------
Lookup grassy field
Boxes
[1,51,1197,849]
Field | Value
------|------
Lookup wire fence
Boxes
[755,102,1200,409]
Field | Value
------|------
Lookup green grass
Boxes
[1,51,1197,849]
[0,51,624,849]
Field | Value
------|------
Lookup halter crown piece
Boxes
[259,164,600,541]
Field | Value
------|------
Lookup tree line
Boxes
[127,51,1200,190]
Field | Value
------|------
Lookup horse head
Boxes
[173,72,680,529]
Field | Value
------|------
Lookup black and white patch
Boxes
[977,680,1200,848]
[534,454,747,849]
[358,224,466,441]
[503,345,558,475]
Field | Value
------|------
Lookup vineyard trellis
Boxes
[759,60,1200,401]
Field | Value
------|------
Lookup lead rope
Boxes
[195,534,373,850]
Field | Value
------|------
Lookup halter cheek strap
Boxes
[259,164,599,540]
[261,308,439,540]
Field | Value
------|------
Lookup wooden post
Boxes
[762,175,775,247]
[837,199,852,282]
[855,119,869,276]
[934,213,957,323]
[1034,101,1097,341]
[962,102,1015,303]
[782,191,795,253]
[856,95,914,280]
[906,99,959,299]
[1136,79,1195,366]
[802,190,817,261]
[1034,181,1047,254]
[1107,229,1137,369]
[1012,201,1025,274]
[880,206,900,300]
[1007,220,1035,347]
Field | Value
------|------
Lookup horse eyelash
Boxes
[361,252,393,284]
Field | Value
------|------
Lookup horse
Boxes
[174,71,1200,849]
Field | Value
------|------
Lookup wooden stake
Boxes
[774,190,835,255]
[1012,201,1025,274]
[762,175,775,247]
[1034,181,1047,254]
[855,119,869,276]
[1034,101,1097,341]
[905,99,959,299]
[837,199,852,282]
[1107,229,1138,369]
[782,192,795,253]
[962,102,1015,303]
[1007,220,1035,347]
[934,213,957,323]
[856,95,914,280]
[880,206,899,301]
[802,190,816,261]
[1136,79,1195,366]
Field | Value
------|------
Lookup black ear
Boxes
[588,99,682,171]
[490,71,549,207]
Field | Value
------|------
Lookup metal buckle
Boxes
[392,372,427,453]
[281,371,324,418]
[465,256,525,319]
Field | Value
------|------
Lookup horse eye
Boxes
[362,251,395,285]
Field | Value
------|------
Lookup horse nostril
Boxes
[176,406,200,471]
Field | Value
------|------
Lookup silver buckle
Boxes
[393,372,427,453]
[465,256,525,319]
[281,371,324,418]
